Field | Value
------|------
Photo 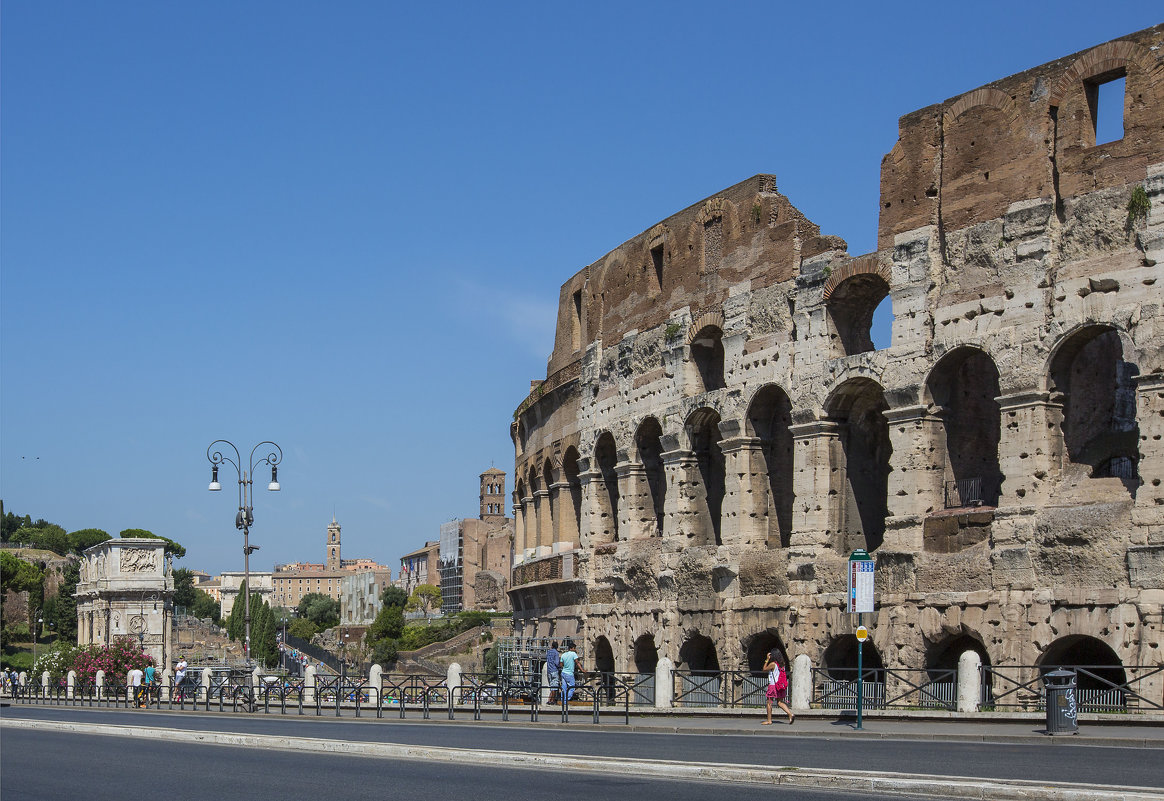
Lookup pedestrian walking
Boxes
[545,641,561,704]
[129,667,145,708]
[143,664,156,706]
[559,640,580,702]
[762,649,794,725]
[174,656,188,701]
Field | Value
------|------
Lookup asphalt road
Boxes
[2,704,1160,790]
[0,726,921,801]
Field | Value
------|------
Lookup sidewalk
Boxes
[488,705,1164,747]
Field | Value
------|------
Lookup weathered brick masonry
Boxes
[509,26,1164,700]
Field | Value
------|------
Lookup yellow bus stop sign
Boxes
[856,625,869,642]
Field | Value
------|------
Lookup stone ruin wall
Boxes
[509,26,1164,689]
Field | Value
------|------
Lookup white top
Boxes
[767,662,781,687]
[129,669,143,687]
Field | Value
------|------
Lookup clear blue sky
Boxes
[2,2,1159,577]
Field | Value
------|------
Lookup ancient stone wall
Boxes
[509,26,1164,702]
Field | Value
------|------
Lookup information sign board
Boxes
[848,549,875,614]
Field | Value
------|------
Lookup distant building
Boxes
[219,571,274,619]
[270,518,392,616]
[397,541,439,594]
[436,468,514,613]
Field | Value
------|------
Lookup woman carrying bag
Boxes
[762,649,794,725]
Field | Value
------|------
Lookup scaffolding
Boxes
[495,636,555,685]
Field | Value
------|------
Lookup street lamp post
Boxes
[206,440,282,669]
[32,616,43,666]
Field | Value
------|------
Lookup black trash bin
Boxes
[1044,669,1078,735]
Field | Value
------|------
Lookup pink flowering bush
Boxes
[71,637,154,687]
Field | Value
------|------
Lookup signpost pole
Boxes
[848,549,874,732]
[856,611,864,730]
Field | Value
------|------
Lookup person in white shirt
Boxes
[128,668,145,708]
[174,657,188,701]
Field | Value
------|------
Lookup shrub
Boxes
[70,638,154,687]
[371,638,398,667]
[2,650,34,672]
[33,640,77,680]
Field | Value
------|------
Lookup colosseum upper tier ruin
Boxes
[509,26,1164,702]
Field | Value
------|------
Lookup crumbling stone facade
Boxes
[509,27,1164,699]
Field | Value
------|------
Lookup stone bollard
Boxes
[200,667,211,703]
[305,666,316,704]
[447,662,462,705]
[95,670,105,699]
[654,657,675,708]
[957,650,982,713]
[41,671,51,694]
[790,654,812,711]
[160,668,173,701]
[68,670,76,699]
[369,664,383,705]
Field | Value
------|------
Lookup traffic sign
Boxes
[856,625,869,642]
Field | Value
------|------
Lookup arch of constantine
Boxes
[509,26,1164,704]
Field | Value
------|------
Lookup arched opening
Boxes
[690,325,725,392]
[679,633,720,672]
[677,632,721,707]
[827,378,891,552]
[514,478,527,557]
[635,417,666,536]
[926,634,991,708]
[592,635,616,701]
[747,385,795,547]
[871,294,894,351]
[687,408,725,546]
[743,630,789,707]
[542,459,556,549]
[594,432,620,542]
[926,348,1003,508]
[828,274,890,356]
[562,447,582,548]
[820,635,886,709]
[632,633,659,706]
[1041,635,1128,711]
[1050,326,1139,496]
[633,634,659,674]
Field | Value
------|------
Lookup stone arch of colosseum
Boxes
[508,27,1164,707]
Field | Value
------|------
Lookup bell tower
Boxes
[326,517,341,570]
[480,468,507,521]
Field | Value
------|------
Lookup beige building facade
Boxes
[510,28,1164,701]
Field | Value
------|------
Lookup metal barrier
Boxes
[12,663,1160,717]
[980,664,1163,712]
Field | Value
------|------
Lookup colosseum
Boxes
[509,26,1164,709]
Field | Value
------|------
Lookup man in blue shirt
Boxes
[545,641,561,704]
[559,641,580,702]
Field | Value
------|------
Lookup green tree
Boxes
[191,589,221,623]
[119,529,186,559]
[252,598,277,667]
[172,568,198,609]
[297,592,340,629]
[371,638,398,667]
[380,585,409,609]
[225,580,248,642]
[288,617,318,640]
[0,551,44,649]
[67,528,111,554]
[45,561,80,641]
[14,524,69,555]
[406,584,442,620]
[368,604,404,641]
